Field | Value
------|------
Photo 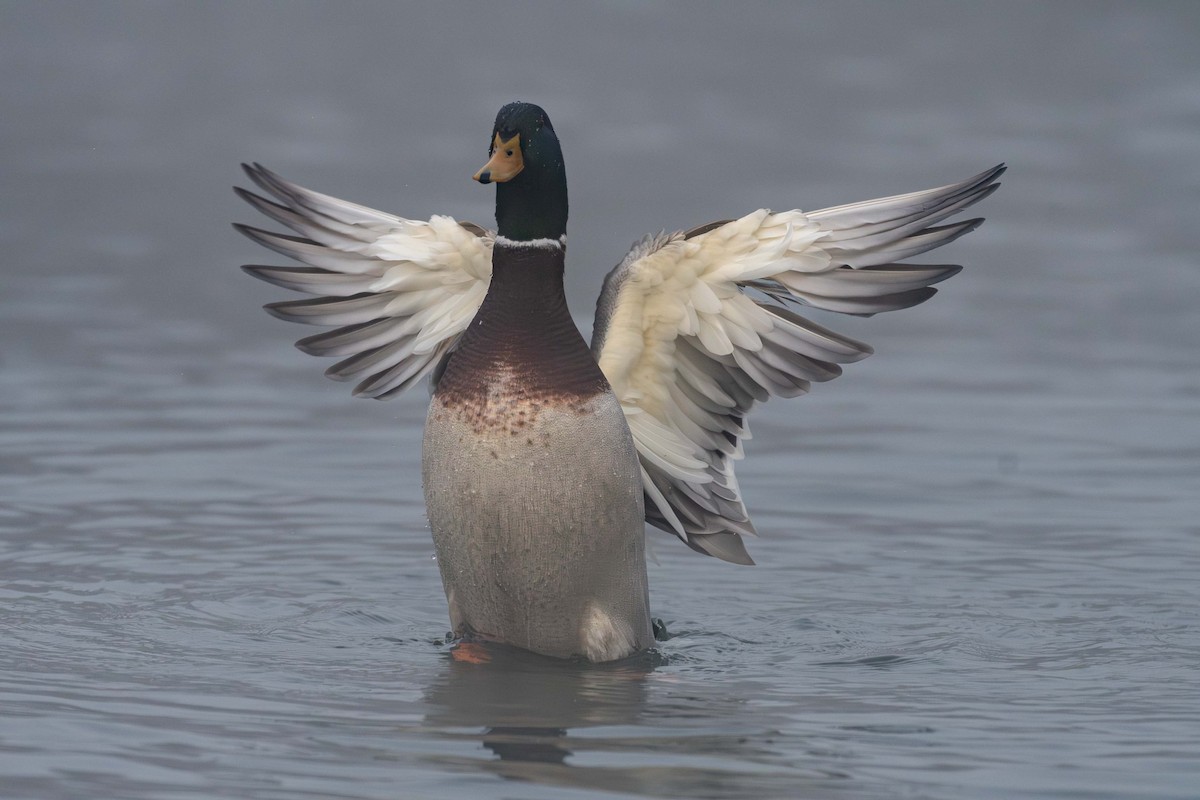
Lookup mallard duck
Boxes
[235,102,1003,662]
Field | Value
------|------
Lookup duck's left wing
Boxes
[591,165,1004,565]
[234,164,493,398]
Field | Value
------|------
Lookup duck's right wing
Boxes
[234,163,493,399]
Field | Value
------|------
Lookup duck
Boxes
[235,101,1004,662]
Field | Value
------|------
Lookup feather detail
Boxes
[236,164,493,399]
[592,165,1004,563]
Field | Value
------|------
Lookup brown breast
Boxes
[434,242,611,418]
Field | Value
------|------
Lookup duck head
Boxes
[473,102,567,243]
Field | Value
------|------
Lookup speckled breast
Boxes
[422,377,652,659]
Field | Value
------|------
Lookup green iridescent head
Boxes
[473,102,567,242]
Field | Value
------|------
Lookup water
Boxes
[3,2,1199,798]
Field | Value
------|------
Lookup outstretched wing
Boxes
[592,165,1005,564]
[234,163,493,398]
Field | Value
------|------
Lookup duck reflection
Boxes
[423,642,663,770]
[482,726,571,765]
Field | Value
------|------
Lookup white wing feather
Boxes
[592,165,1005,564]
[235,164,493,398]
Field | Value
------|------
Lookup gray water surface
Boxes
[3,3,1199,799]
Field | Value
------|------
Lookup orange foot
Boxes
[450,641,492,664]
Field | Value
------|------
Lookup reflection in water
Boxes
[422,645,660,782]
[483,727,570,765]
[426,644,660,729]
[418,645,838,797]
